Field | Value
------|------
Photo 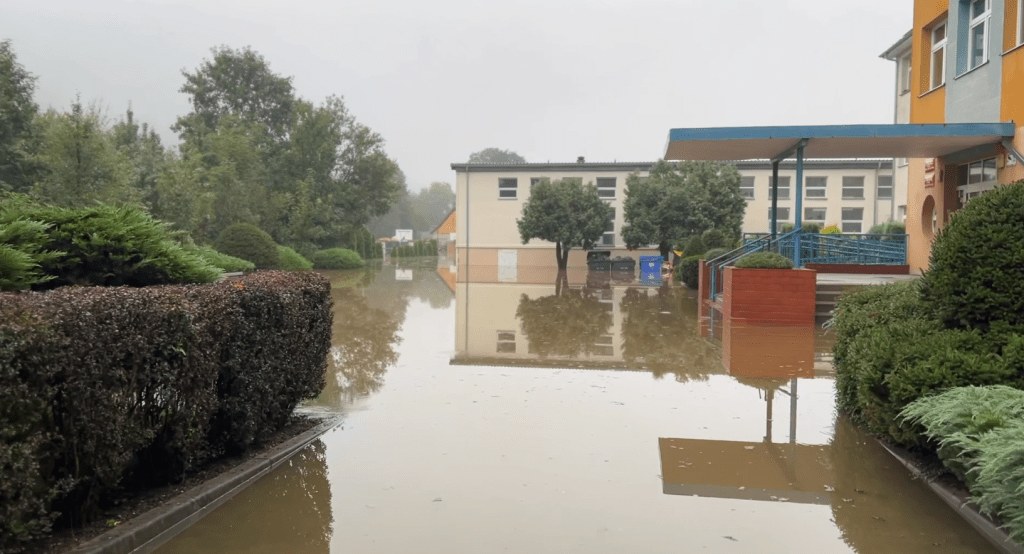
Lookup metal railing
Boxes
[706,230,799,301]
[743,232,907,266]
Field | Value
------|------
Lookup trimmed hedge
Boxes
[214,223,281,270]
[733,251,793,269]
[675,255,701,288]
[312,248,364,269]
[193,246,255,272]
[701,228,732,249]
[0,202,221,290]
[681,236,707,257]
[0,271,331,551]
[921,181,1024,333]
[277,245,313,271]
[391,240,438,258]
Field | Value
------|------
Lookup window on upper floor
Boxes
[769,176,791,199]
[805,177,827,198]
[740,176,755,199]
[967,0,991,70]
[841,208,864,233]
[498,178,518,199]
[805,207,826,222]
[931,20,948,89]
[602,207,616,246]
[596,177,616,198]
[877,175,894,199]
[842,176,865,199]
[900,54,912,94]
[530,177,543,189]
[768,207,791,230]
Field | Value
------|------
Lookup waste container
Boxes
[610,256,635,273]
[639,255,664,273]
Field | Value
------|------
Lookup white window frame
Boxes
[931,20,948,89]
[602,207,615,246]
[770,176,791,200]
[957,156,998,204]
[805,176,827,199]
[841,208,864,233]
[842,176,865,199]
[877,175,894,199]
[596,177,616,199]
[768,207,791,231]
[804,207,826,222]
[740,176,755,200]
[968,0,991,70]
[900,54,912,94]
[498,178,518,199]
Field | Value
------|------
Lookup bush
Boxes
[702,228,732,249]
[703,247,729,261]
[312,248,364,269]
[682,236,707,257]
[733,252,793,269]
[193,246,255,273]
[0,203,221,290]
[780,222,821,234]
[921,181,1024,333]
[868,221,907,235]
[821,224,841,235]
[214,223,281,270]
[675,255,701,288]
[277,246,313,271]
[901,386,1024,542]
[0,271,331,550]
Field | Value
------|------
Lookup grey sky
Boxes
[4,0,913,190]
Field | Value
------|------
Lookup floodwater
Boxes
[153,259,1000,554]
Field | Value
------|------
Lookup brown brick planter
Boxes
[722,267,816,326]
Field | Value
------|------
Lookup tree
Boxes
[0,40,42,192]
[413,181,455,229]
[517,178,612,270]
[516,287,613,358]
[467,148,526,164]
[111,107,166,209]
[621,160,745,258]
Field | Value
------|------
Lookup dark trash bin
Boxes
[611,256,635,272]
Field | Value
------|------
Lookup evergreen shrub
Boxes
[312,248,364,269]
[277,245,313,271]
[733,252,793,269]
[193,246,254,273]
[702,228,732,249]
[675,255,701,288]
[682,235,707,257]
[921,180,1024,333]
[214,223,280,270]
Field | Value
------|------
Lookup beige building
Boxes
[880,30,914,224]
[451,160,898,274]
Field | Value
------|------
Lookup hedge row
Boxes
[0,271,332,552]
[391,240,438,258]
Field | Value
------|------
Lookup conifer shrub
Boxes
[193,246,255,272]
[674,255,701,288]
[921,180,1024,333]
[312,248,364,269]
[682,235,707,257]
[277,245,313,271]
[733,251,793,269]
[703,247,729,261]
[214,223,281,270]
[0,202,220,290]
[701,228,732,249]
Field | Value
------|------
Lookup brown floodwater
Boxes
[152,260,1000,554]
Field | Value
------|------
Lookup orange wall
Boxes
[1002,47,1024,183]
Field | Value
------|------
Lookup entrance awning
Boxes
[663,123,1015,161]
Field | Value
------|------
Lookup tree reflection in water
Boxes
[516,275,613,359]
[619,286,720,381]
[322,287,402,405]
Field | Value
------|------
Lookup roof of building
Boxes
[879,30,914,60]
[450,159,893,173]
[663,123,1015,161]
[433,209,456,234]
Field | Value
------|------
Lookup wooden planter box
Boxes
[722,266,816,326]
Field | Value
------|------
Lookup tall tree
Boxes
[111,107,165,209]
[0,40,42,192]
[517,178,612,270]
[621,160,745,258]
[467,148,526,164]
[413,181,455,229]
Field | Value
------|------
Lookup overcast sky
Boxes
[4,0,913,190]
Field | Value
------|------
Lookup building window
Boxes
[530,177,544,189]
[805,177,827,198]
[596,177,616,198]
[498,178,518,199]
[898,205,907,222]
[842,176,865,199]
[740,176,755,199]
[602,208,615,246]
[931,20,948,89]
[770,176,791,199]
[900,54,912,94]
[956,156,998,204]
[877,175,893,199]
[768,207,791,231]
[805,207,826,222]
[897,157,909,167]
[496,331,516,353]
[967,0,991,70]
[593,335,614,357]
[841,208,864,233]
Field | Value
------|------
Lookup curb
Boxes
[67,416,342,554]
[880,442,1024,554]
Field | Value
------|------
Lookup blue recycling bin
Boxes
[639,255,664,273]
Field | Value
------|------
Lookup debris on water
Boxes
[824,485,834,492]
[743,446,754,450]
[723,536,738,541]
[855,488,866,494]
[872,516,886,522]
[433,497,442,502]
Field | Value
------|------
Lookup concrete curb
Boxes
[880,442,1024,554]
[67,416,342,554]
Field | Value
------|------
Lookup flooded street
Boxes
[153,260,999,554]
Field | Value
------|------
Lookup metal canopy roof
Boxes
[663,123,1015,161]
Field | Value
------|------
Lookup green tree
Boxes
[517,178,612,270]
[516,286,613,358]
[0,40,42,193]
[621,160,745,258]
[467,148,526,164]
[413,181,455,229]
[111,107,166,209]
[32,101,135,207]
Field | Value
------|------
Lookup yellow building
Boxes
[905,0,1024,270]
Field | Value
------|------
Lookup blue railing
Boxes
[743,232,907,266]
[706,230,799,301]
